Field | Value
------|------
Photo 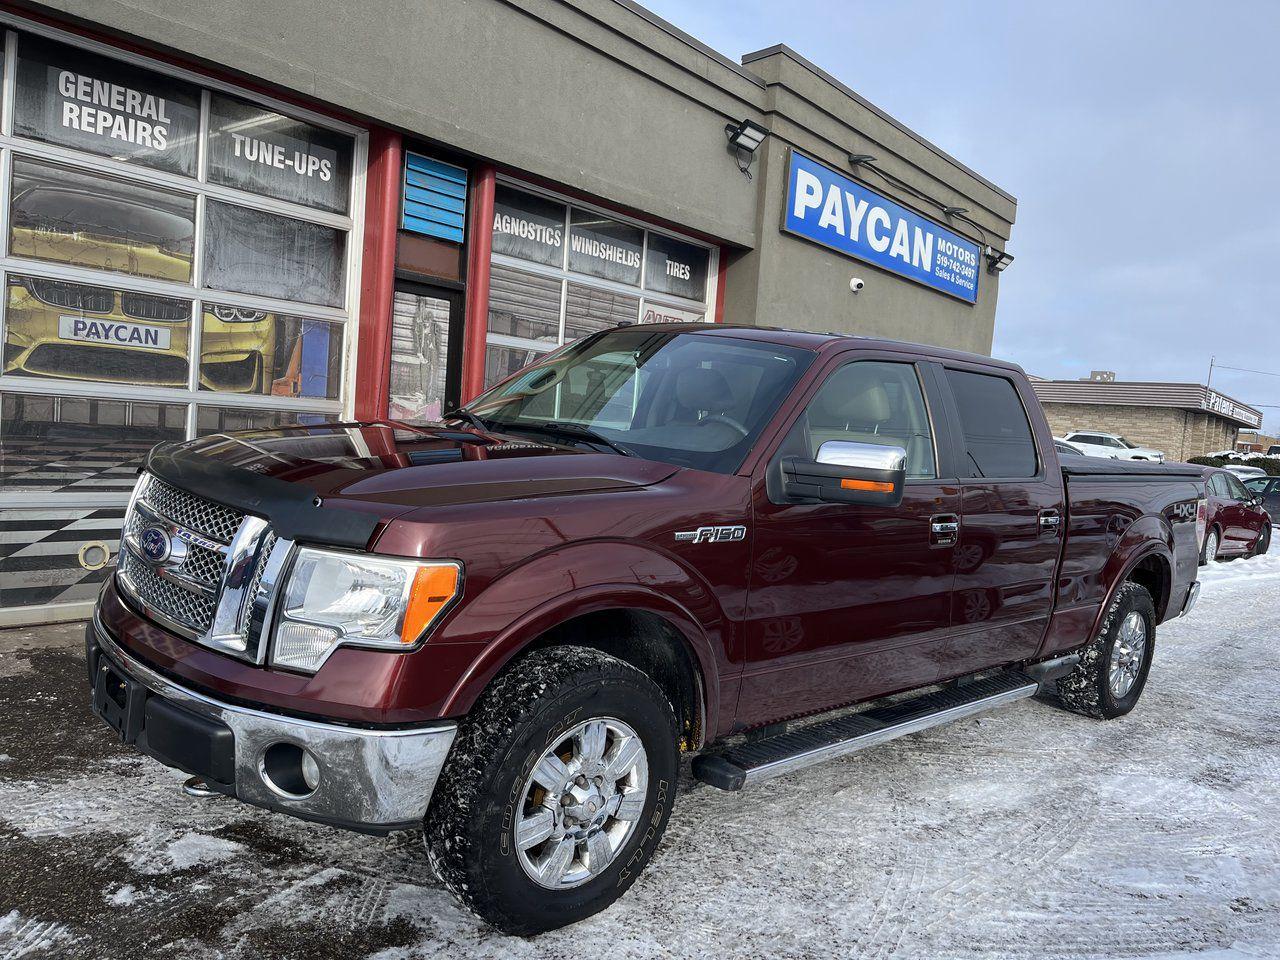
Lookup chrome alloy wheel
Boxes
[514,717,649,889]
[1109,610,1148,699]
[1205,529,1219,562]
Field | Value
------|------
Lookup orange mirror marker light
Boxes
[401,564,461,643]
[840,478,895,493]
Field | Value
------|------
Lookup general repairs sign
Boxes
[783,151,981,303]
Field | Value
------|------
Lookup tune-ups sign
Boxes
[783,151,981,303]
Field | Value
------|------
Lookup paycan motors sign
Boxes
[783,150,981,303]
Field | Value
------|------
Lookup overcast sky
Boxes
[642,0,1280,430]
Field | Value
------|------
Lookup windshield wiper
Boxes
[512,421,635,457]
[445,408,491,432]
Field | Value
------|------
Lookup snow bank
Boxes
[1197,552,1280,592]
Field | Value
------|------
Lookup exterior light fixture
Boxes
[724,119,767,178]
[847,154,876,167]
[985,245,1014,274]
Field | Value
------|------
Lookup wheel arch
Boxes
[438,585,717,750]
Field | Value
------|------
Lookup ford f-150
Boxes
[86,323,1206,933]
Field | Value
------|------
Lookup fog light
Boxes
[259,742,321,799]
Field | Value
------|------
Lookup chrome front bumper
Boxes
[88,617,456,833]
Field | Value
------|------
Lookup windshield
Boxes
[466,328,813,473]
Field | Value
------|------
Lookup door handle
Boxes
[1039,509,1062,534]
[930,514,959,547]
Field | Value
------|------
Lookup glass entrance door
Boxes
[388,284,464,422]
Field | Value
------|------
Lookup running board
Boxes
[692,670,1038,791]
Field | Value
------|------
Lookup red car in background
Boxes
[1202,467,1271,563]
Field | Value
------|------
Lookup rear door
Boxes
[1221,472,1263,548]
[935,364,1064,674]
[739,351,961,726]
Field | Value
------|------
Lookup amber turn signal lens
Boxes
[401,564,461,644]
[839,478,895,493]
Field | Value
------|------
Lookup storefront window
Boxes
[0,22,362,619]
[564,283,639,340]
[488,264,561,345]
[5,273,192,386]
[13,33,201,176]
[206,92,353,214]
[203,200,346,307]
[644,234,709,301]
[9,158,196,282]
[196,405,332,434]
[491,186,565,266]
[485,183,714,388]
[199,304,342,398]
[568,210,642,285]
[1,391,185,492]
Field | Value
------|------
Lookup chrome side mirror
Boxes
[781,440,908,506]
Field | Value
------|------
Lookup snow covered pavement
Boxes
[2,559,1279,959]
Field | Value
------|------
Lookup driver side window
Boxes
[799,361,936,479]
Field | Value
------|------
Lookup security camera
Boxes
[849,277,865,293]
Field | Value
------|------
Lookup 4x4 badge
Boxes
[675,525,746,544]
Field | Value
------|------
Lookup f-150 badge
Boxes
[675,525,747,544]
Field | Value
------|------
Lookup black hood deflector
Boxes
[146,444,380,549]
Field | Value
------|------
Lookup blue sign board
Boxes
[402,153,468,243]
[782,151,981,303]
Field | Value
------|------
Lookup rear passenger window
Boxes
[800,361,936,478]
[946,369,1038,478]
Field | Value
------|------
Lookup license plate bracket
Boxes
[92,656,147,744]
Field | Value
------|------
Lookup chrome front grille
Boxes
[143,475,244,544]
[117,472,292,662]
[118,548,216,634]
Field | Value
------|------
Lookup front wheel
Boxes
[1054,581,1156,719]
[424,646,678,935]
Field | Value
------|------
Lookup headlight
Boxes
[270,547,461,673]
[212,305,269,323]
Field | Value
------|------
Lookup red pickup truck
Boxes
[87,324,1206,933]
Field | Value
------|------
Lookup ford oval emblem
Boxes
[138,525,172,564]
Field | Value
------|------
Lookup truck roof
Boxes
[636,322,1026,373]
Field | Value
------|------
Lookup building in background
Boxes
[0,0,1016,624]
[1236,431,1279,454]
[1032,379,1263,461]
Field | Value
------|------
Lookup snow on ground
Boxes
[1,564,1279,959]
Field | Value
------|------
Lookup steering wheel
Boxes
[700,413,749,436]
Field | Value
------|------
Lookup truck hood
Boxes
[170,421,679,516]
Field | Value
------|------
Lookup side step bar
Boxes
[692,670,1038,791]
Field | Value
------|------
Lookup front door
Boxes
[387,283,465,421]
[938,365,1064,673]
[738,355,960,728]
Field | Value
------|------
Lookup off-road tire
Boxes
[423,646,678,935]
[1053,581,1156,720]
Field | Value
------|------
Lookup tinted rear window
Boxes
[946,369,1038,478]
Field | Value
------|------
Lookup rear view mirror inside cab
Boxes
[781,440,907,506]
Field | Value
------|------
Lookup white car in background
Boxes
[1062,431,1165,462]
[1223,464,1268,480]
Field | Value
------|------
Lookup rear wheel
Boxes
[1252,525,1271,557]
[1053,581,1156,719]
[424,646,678,935]
[1200,526,1220,565]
